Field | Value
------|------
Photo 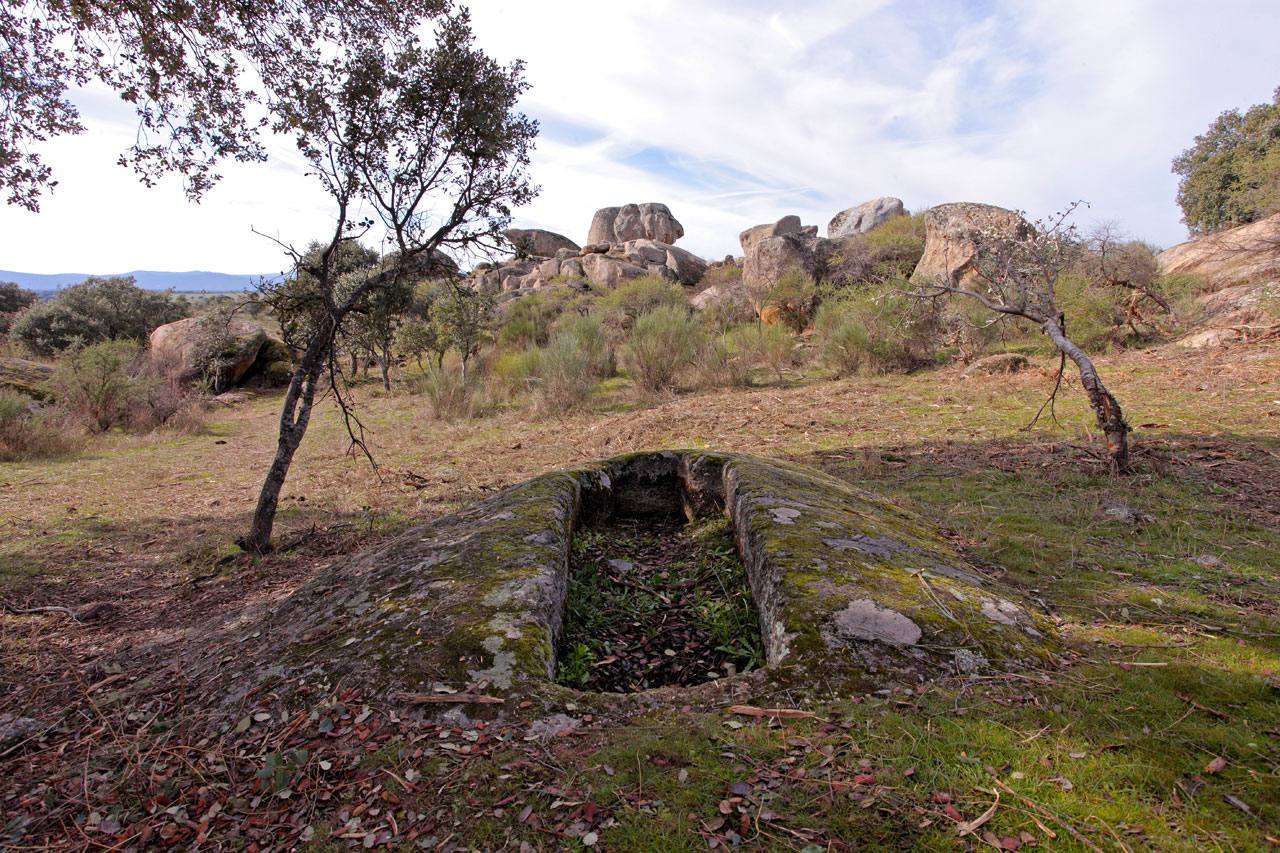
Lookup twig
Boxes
[391,692,504,705]
[988,774,1103,852]
[726,705,817,720]
[0,599,81,622]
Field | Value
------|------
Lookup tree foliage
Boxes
[914,204,1133,472]
[10,276,189,355]
[1172,86,1280,234]
[0,281,37,336]
[241,4,537,552]
[0,0,444,210]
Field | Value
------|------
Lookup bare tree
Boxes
[240,7,537,553]
[1080,223,1176,336]
[917,204,1133,472]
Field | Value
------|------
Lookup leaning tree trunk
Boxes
[240,326,331,553]
[1042,315,1130,473]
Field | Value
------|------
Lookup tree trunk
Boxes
[379,350,391,391]
[1042,316,1130,473]
[240,330,330,553]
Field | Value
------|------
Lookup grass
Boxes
[2,338,1278,849]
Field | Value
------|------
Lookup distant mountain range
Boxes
[0,269,280,293]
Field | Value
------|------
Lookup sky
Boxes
[2,0,1279,275]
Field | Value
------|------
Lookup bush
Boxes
[762,270,818,331]
[490,347,544,399]
[623,305,704,393]
[51,340,151,431]
[10,276,189,355]
[596,276,687,339]
[863,213,926,280]
[46,340,205,433]
[0,282,38,337]
[815,284,943,375]
[698,323,797,388]
[497,291,566,350]
[695,335,752,389]
[534,333,597,413]
[1055,274,1127,352]
[0,390,79,461]
[414,362,478,421]
[735,322,795,381]
[552,314,613,378]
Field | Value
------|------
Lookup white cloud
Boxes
[2,0,1278,273]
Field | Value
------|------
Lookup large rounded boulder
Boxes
[504,228,581,258]
[0,357,54,400]
[827,197,905,238]
[1158,212,1280,291]
[911,202,1031,287]
[149,317,267,390]
[588,203,685,245]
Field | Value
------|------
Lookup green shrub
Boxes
[763,270,818,331]
[490,347,544,399]
[51,340,154,432]
[10,276,189,355]
[1056,274,1126,352]
[0,282,38,338]
[623,305,704,393]
[414,362,477,421]
[863,213,926,280]
[695,335,752,389]
[534,333,597,413]
[552,314,613,378]
[497,291,566,350]
[735,322,795,381]
[699,323,796,387]
[0,390,79,461]
[596,276,687,339]
[815,283,943,375]
[48,339,206,434]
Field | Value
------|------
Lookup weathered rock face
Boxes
[587,203,684,245]
[912,203,1030,287]
[0,357,53,400]
[149,317,267,389]
[504,228,580,258]
[1158,213,1280,291]
[471,237,707,296]
[739,215,804,255]
[962,353,1030,377]
[209,451,1057,706]
[740,227,865,306]
[827,197,905,238]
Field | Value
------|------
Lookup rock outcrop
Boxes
[504,228,580,258]
[149,317,292,390]
[587,203,684,245]
[911,203,1030,287]
[827,197,905,238]
[472,236,706,296]
[739,215,807,256]
[0,357,53,400]
[206,451,1057,706]
[150,317,266,389]
[738,216,867,307]
[1157,213,1280,291]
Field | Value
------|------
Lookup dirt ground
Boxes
[2,338,1278,849]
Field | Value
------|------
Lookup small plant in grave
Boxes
[555,514,763,692]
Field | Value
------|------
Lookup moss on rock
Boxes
[209,451,1058,711]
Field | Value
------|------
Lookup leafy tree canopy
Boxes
[0,0,445,210]
[10,276,189,355]
[1173,86,1280,234]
